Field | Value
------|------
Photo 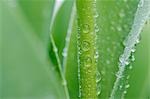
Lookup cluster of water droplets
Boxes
[115,32,141,98]
[122,80,130,98]
[77,19,91,98]
[77,0,101,97]
[138,0,144,8]
[62,4,76,71]
[77,25,81,98]
[110,0,150,98]
[93,0,102,96]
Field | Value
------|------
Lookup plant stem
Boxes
[76,0,97,98]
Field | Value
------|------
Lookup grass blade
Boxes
[110,0,150,98]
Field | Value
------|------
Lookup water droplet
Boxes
[96,71,101,83]
[129,65,133,69]
[131,55,135,61]
[62,80,67,86]
[94,51,99,59]
[119,55,130,66]
[81,41,90,51]
[96,70,101,96]
[136,36,141,44]
[126,75,130,79]
[125,60,130,65]
[83,24,90,34]
[119,55,124,65]
[97,91,101,96]
[78,51,81,55]
[117,26,122,32]
[95,24,99,33]
[119,85,123,90]
[123,90,127,94]
[123,39,127,46]
[62,48,67,57]
[84,57,92,67]
[116,72,123,79]
[131,47,136,52]
[53,46,58,52]
[94,11,99,18]
[125,84,130,89]
[138,0,144,8]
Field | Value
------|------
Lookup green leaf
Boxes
[110,0,150,98]
[65,18,79,99]
[125,20,150,99]
[96,0,139,98]
[1,1,68,98]
[50,0,74,67]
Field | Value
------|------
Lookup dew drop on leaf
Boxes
[83,24,90,34]
[123,90,127,94]
[84,57,92,68]
[62,48,67,57]
[125,84,130,89]
[97,90,101,96]
[138,0,144,8]
[136,35,141,44]
[119,85,123,90]
[81,41,90,51]
[53,46,58,52]
[94,12,99,18]
[117,26,122,32]
[96,70,101,96]
[95,24,100,33]
[126,75,130,79]
[96,70,101,83]
[125,60,130,65]
[115,71,123,79]
[87,69,92,73]
[62,80,67,86]
[131,47,136,52]
[131,55,135,61]
[94,51,99,60]
[129,65,133,69]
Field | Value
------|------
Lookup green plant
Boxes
[1,0,150,99]
[76,0,98,98]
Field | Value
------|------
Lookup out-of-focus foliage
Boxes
[1,0,68,98]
